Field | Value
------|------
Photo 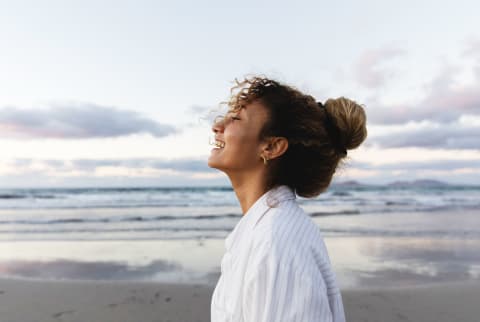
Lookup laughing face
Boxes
[207,100,270,174]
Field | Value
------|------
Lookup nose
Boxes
[212,115,225,134]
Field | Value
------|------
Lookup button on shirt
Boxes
[211,185,346,322]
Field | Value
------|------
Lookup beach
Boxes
[0,278,479,322]
[0,184,479,321]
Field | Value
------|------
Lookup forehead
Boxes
[233,100,269,120]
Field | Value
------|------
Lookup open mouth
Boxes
[209,137,225,149]
[214,140,225,148]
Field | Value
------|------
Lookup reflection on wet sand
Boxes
[0,236,479,288]
[0,239,225,284]
[0,259,181,280]
[326,237,480,289]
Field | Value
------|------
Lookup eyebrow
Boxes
[236,107,247,119]
[227,106,247,120]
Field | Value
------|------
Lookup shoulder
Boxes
[246,199,341,295]
[250,199,331,269]
[255,199,325,251]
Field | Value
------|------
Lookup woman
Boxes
[208,76,367,322]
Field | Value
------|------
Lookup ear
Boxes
[263,137,289,160]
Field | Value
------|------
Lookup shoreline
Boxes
[0,234,479,289]
[0,278,479,322]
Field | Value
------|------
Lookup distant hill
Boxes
[333,180,361,186]
[332,179,451,188]
[387,179,449,188]
[331,180,370,188]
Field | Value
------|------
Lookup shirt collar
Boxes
[225,185,296,251]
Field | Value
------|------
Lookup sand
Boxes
[342,282,480,322]
[0,278,479,322]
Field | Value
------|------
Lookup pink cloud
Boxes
[368,59,480,125]
[354,47,406,88]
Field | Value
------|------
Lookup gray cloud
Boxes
[367,68,480,125]
[367,120,480,149]
[4,157,480,187]
[354,46,406,88]
[11,156,480,178]
[0,102,176,139]
[14,157,216,174]
[351,159,480,171]
[148,159,215,172]
[359,42,480,150]
[360,40,480,127]
[2,157,224,188]
[365,40,480,126]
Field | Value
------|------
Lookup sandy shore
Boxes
[0,278,479,322]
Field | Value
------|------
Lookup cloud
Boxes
[0,157,226,187]
[354,46,406,88]
[368,67,480,125]
[463,39,480,59]
[367,40,480,126]
[3,156,480,187]
[148,159,215,172]
[188,105,210,115]
[463,38,480,77]
[361,42,480,151]
[351,158,480,171]
[366,117,480,149]
[0,102,176,139]
[73,158,214,173]
[7,157,215,174]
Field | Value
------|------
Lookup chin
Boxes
[207,156,221,170]
[208,160,230,175]
[207,160,216,169]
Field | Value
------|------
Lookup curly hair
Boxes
[223,76,368,198]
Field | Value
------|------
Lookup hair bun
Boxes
[324,97,367,151]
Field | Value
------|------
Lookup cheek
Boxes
[226,133,261,160]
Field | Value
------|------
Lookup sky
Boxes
[1,0,479,187]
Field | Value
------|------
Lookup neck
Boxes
[227,169,269,215]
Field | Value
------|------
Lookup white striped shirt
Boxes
[211,185,346,322]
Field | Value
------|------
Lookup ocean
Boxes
[0,182,479,287]
[0,183,479,241]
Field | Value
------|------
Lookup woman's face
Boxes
[208,100,269,173]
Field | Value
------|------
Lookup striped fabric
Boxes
[211,185,346,322]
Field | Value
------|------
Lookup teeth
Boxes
[209,137,225,148]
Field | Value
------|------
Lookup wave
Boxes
[1,186,233,195]
[310,210,360,217]
[0,194,56,200]
[1,203,478,227]
[330,191,352,197]
[0,213,241,226]
[0,202,238,210]
[1,226,479,240]
[385,201,414,206]
[321,228,480,239]
[0,226,233,234]
[2,185,480,212]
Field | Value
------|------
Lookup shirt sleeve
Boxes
[242,248,342,322]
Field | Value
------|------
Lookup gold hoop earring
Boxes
[261,155,269,165]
